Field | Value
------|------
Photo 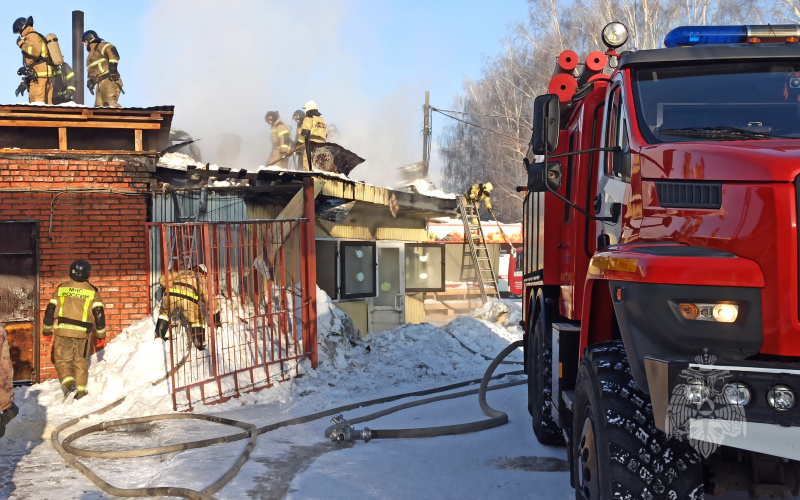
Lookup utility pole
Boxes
[422,91,430,176]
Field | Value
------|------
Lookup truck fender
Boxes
[578,278,615,359]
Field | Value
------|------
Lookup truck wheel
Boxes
[528,296,564,445]
[573,341,704,500]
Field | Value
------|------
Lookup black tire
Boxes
[527,293,565,446]
[573,341,704,500]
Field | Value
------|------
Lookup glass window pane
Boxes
[375,247,400,307]
[405,244,445,292]
[341,242,376,298]
[316,240,337,299]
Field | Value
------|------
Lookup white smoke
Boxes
[137,0,430,186]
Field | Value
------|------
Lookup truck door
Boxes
[597,81,631,244]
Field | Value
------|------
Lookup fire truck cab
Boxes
[522,23,800,499]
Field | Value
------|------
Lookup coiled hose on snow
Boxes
[51,339,525,499]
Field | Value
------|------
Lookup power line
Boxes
[432,107,519,120]
[431,107,522,142]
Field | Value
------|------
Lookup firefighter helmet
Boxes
[12,16,31,34]
[81,30,100,43]
[69,259,91,282]
[483,182,494,193]
[292,109,305,122]
[302,100,318,112]
[265,111,279,123]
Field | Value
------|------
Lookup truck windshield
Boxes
[631,62,800,143]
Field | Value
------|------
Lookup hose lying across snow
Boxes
[51,339,525,499]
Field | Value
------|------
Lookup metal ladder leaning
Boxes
[458,197,499,302]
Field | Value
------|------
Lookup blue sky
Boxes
[2,1,529,184]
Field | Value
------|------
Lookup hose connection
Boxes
[329,414,371,443]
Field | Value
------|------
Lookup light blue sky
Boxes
[2,1,529,184]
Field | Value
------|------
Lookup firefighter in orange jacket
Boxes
[155,266,220,351]
[13,16,54,103]
[296,100,327,171]
[266,111,292,168]
[0,322,19,438]
[82,30,122,107]
[42,260,107,402]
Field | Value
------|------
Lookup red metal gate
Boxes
[149,219,317,410]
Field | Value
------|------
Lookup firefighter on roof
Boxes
[42,260,107,403]
[296,100,327,171]
[82,30,122,108]
[13,16,54,103]
[155,266,220,351]
[266,111,292,169]
[465,182,494,211]
[52,61,76,104]
[0,323,18,438]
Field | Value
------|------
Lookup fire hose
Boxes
[51,339,525,499]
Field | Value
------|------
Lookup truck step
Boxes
[562,390,575,411]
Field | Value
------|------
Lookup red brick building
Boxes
[0,105,173,383]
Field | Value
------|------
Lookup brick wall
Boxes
[0,154,155,382]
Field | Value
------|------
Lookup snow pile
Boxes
[158,151,205,170]
[10,288,523,436]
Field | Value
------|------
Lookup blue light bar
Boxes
[664,25,800,48]
[664,26,748,47]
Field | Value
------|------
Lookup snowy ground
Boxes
[0,293,782,499]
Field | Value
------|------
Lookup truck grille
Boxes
[655,181,722,209]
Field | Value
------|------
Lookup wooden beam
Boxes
[0,112,163,122]
[0,120,161,129]
[134,129,143,152]
[58,128,67,151]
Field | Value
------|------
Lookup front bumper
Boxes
[645,355,800,460]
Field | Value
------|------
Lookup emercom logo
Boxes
[666,349,746,458]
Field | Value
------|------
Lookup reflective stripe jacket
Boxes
[53,62,76,104]
[18,26,54,79]
[297,112,327,145]
[43,279,106,339]
[86,40,119,81]
[159,270,220,314]
[465,183,492,211]
[269,119,293,162]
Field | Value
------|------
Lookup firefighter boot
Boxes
[75,390,88,401]
[155,318,169,341]
[190,327,205,351]
[0,402,19,438]
[63,384,77,404]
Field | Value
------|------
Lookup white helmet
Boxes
[302,100,318,112]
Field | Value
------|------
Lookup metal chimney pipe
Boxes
[72,10,84,105]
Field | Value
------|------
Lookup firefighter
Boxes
[42,260,107,403]
[465,182,494,211]
[0,322,19,438]
[13,16,55,104]
[82,30,122,108]
[52,61,76,104]
[155,265,220,351]
[265,111,292,169]
[296,100,327,171]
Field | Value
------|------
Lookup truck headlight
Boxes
[602,22,629,48]
[677,302,738,323]
[767,385,795,411]
[685,379,710,405]
[723,382,751,406]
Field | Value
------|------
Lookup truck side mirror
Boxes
[531,94,560,155]
[527,161,562,192]
[612,147,631,183]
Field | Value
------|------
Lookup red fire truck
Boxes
[522,23,800,498]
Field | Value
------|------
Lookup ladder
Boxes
[458,197,499,302]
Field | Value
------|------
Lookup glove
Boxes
[95,337,105,350]
[16,36,23,47]
[42,331,52,342]
[108,63,120,82]
[87,77,96,95]
[15,82,27,97]
[64,88,75,101]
